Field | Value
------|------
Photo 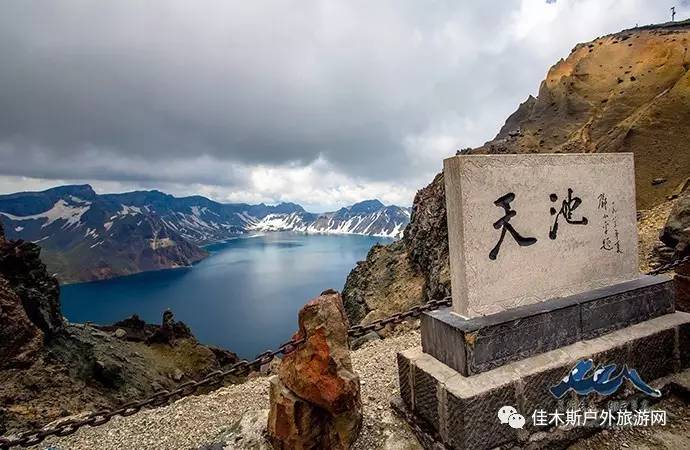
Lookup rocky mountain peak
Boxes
[348,199,385,214]
[0,236,63,336]
[343,20,690,325]
[52,184,97,200]
[268,202,306,214]
[478,19,690,209]
[1,184,410,282]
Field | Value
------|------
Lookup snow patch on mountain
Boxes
[149,237,176,250]
[0,185,411,282]
[0,199,91,229]
[248,205,409,238]
[249,213,307,232]
[120,205,143,216]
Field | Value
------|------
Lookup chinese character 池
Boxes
[549,188,588,239]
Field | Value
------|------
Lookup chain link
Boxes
[0,336,306,449]
[646,253,690,276]
[2,254,688,449]
[348,296,451,338]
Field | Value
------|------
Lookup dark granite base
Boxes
[400,312,690,450]
[422,275,675,376]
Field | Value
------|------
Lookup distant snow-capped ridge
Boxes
[0,185,410,282]
[248,201,410,238]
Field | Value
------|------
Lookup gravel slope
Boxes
[16,324,690,450]
[29,331,423,450]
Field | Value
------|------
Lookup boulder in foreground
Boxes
[268,289,362,449]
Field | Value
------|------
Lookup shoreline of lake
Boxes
[61,232,393,358]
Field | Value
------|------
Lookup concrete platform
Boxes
[399,312,690,450]
[421,275,675,376]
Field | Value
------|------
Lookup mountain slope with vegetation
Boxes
[343,20,690,325]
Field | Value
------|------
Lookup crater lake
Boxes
[61,232,393,358]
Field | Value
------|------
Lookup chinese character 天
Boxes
[489,192,537,260]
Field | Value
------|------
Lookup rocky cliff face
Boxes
[343,20,690,324]
[660,191,690,310]
[0,223,63,335]
[0,221,63,370]
[481,20,690,209]
[0,224,240,435]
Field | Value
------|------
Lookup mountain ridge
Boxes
[0,184,410,283]
[342,19,690,326]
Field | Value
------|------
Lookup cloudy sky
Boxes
[0,1,686,211]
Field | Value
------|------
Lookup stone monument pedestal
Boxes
[395,276,690,449]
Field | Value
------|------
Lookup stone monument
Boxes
[444,154,639,318]
[395,154,690,449]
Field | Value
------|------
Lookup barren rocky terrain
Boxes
[25,328,690,450]
[343,20,690,327]
[0,222,241,437]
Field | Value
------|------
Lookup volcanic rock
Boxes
[0,226,243,435]
[403,172,451,304]
[145,310,193,345]
[113,328,127,339]
[350,330,381,351]
[268,290,362,449]
[660,192,690,257]
[343,20,690,324]
[342,241,425,328]
[102,314,148,341]
[0,276,43,369]
[268,378,328,450]
[660,192,690,310]
[0,235,63,335]
[0,223,54,368]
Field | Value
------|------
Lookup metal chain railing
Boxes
[1,254,687,449]
[647,253,690,276]
[348,296,452,338]
[0,296,450,449]
[0,336,304,449]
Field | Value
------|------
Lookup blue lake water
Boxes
[61,232,392,358]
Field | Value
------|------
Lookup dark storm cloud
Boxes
[0,1,677,206]
[0,1,519,180]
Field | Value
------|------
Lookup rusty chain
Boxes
[1,254,687,448]
[0,336,305,449]
[646,253,690,276]
[347,296,452,338]
[0,296,449,449]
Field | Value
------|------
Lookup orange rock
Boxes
[268,289,362,449]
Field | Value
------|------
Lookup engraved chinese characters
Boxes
[549,189,588,240]
[489,188,591,260]
[489,193,537,260]
[443,154,639,318]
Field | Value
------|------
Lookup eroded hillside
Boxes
[343,20,690,324]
